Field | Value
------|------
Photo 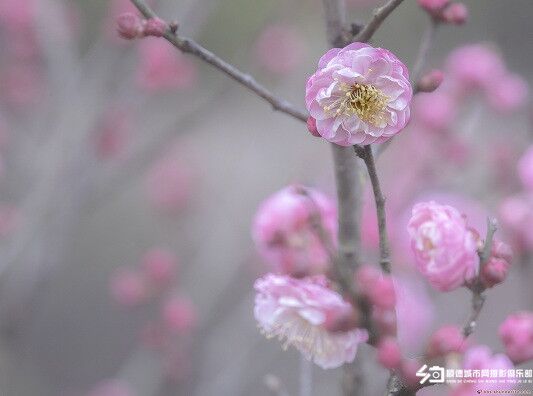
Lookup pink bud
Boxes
[367,276,396,310]
[498,311,533,364]
[416,0,450,14]
[373,307,397,336]
[426,325,466,357]
[491,239,513,263]
[324,305,359,333]
[143,17,167,37]
[116,12,143,40]
[306,116,320,137]
[441,3,468,25]
[480,257,509,288]
[416,69,444,93]
[401,359,423,387]
[141,247,177,287]
[110,268,148,307]
[377,337,402,369]
[354,264,381,294]
[162,296,197,334]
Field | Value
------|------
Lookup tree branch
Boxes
[354,145,391,273]
[128,0,308,123]
[412,18,439,92]
[354,0,406,43]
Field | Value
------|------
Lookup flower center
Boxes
[325,82,389,127]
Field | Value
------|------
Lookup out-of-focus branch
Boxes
[128,0,308,123]
[354,145,391,273]
[412,19,439,92]
[354,0,406,43]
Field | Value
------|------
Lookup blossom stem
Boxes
[354,145,392,274]
[299,355,313,396]
[128,0,308,123]
[412,18,439,90]
[354,0,407,43]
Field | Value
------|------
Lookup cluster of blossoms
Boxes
[305,42,412,146]
[253,185,371,369]
[407,201,512,292]
[110,247,197,382]
[417,0,468,25]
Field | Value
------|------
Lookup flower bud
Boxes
[417,0,450,14]
[143,17,167,37]
[426,325,466,357]
[441,3,468,25]
[377,337,402,369]
[116,13,144,40]
[416,69,444,93]
[499,311,533,364]
[306,116,320,137]
[367,276,396,310]
[480,257,509,288]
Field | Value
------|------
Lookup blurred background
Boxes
[0,0,531,395]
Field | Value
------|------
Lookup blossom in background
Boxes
[137,39,197,92]
[0,204,19,238]
[305,42,412,146]
[426,325,466,357]
[94,106,131,160]
[499,194,533,252]
[141,247,178,287]
[86,379,134,396]
[110,267,148,307]
[498,311,533,364]
[518,145,533,192]
[254,25,306,75]
[161,296,198,334]
[252,185,336,277]
[407,201,479,291]
[254,274,367,369]
[451,345,514,395]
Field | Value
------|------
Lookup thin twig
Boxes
[354,145,391,273]
[462,217,498,337]
[354,0,406,43]
[411,18,439,88]
[129,0,308,123]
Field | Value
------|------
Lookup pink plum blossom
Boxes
[407,201,479,291]
[518,146,533,192]
[451,345,514,395]
[0,0,36,34]
[254,25,306,75]
[254,274,368,369]
[141,247,177,287]
[416,0,450,14]
[376,337,402,369]
[137,39,197,92]
[441,3,468,25]
[305,42,412,146]
[413,92,456,131]
[426,325,466,357]
[486,73,529,113]
[162,296,198,334]
[110,268,148,307]
[498,311,533,364]
[252,185,336,277]
[446,44,505,91]
[499,194,533,251]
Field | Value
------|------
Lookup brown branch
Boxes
[128,0,308,123]
[354,145,391,273]
[354,0,406,43]
[412,18,439,93]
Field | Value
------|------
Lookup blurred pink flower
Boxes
[141,247,177,287]
[377,337,402,369]
[426,325,466,357]
[416,0,450,14]
[162,296,198,334]
[146,153,193,213]
[407,201,479,291]
[110,268,148,307]
[305,42,412,146]
[87,379,134,396]
[254,274,368,369]
[395,277,434,356]
[1,63,43,106]
[0,0,36,33]
[499,194,533,251]
[137,39,197,92]
[451,345,514,395]
[498,311,533,364]
[94,107,131,160]
[0,204,19,238]
[446,44,505,91]
[414,92,456,131]
[254,25,306,75]
[416,69,444,93]
[486,73,529,114]
[252,185,336,277]
[518,146,533,191]
[441,2,468,25]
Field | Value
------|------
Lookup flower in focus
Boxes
[498,311,533,364]
[305,42,412,146]
[254,24,306,75]
[407,201,479,291]
[254,274,367,369]
[252,185,336,277]
[137,39,197,92]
